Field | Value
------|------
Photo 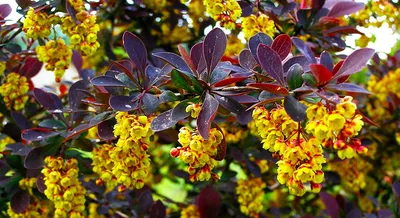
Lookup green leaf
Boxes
[287,64,304,90]
[171,70,194,92]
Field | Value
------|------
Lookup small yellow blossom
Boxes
[180,204,200,218]
[186,103,202,118]
[242,14,276,40]
[0,73,29,110]
[236,178,266,217]
[203,0,242,30]
[22,7,59,39]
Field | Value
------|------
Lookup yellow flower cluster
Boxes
[351,0,400,30]
[305,97,367,159]
[180,204,200,218]
[255,159,269,174]
[69,0,85,12]
[225,35,244,57]
[242,14,276,40]
[252,106,326,196]
[22,7,59,39]
[170,127,223,182]
[186,103,201,118]
[41,156,86,218]
[236,178,266,217]
[221,125,247,144]
[0,62,6,75]
[7,177,53,218]
[0,136,15,158]
[61,11,100,56]
[36,39,72,83]
[93,112,153,191]
[366,69,400,121]
[0,73,29,111]
[188,0,207,31]
[203,0,242,30]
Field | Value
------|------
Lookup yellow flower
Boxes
[203,0,242,30]
[69,0,85,12]
[36,39,72,82]
[0,62,6,75]
[92,144,117,192]
[0,72,29,110]
[242,14,276,40]
[225,35,245,57]
[186,103,202,118]
[236,178,266,217]
[181,204,200,218]
[22,7,59,39]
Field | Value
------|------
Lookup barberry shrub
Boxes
[1,0,400,217]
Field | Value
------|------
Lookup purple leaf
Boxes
[257,44,285,85]
[238,1,253,17]
[249,32,273,62]
[0,4,12,18]
[97,119,116,140]
[203,28,227,74]
[271,34,292,61]
[11,112,31,130]
[327,1,364,17]
[346,208,362,218]
[21,128,60,141]
[392,181,400,196]
[20,58,42,78]
[24,147,45,169]
[198,186,221,218]
[323,26,363,35]
[152,52,193,76]
[292,37,317,64]
[36,175,46,193]
[215,95,245,114]
[142,93,160,113]
[11,191,30,214]
[326,83,371,94]
[146,65,167,88]
[72,50,82,72]
[190,42,206,73]
[150,200,166,218]
[139,190,154,215]
[378,209,393,218]
[68,80,86,121]
[239,49,258,70]
[332,48,375,79]
[283,56,311,73]
[230,95,258,104]
[110,60,138,86]
[123,31,147,74]
[151,109,176,132]
[197,92,219,140]
[91,76,126,87]
[284,95,307,122]
[33,88,63,110]
[320,51,334,71]
[320,192,339,218]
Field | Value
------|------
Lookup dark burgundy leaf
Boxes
[280,2,297,15]
[178,44,196,75]
[236,108,253,125]
[36,175,46,193]
[323,26,363,35]
[91,76,127,87]
[11,191,30,214]
[69,80,86,121]
[271,34,292,61]
[116,73,138,89]
[197,93,219,140]
[284,95,307,122]
[320,51,334,71]
[33,88,62,110]
[21,129,60,141]
[123,31,147,74]
[245,157,261,177]
[393,181,400,197]
[210,68,230,84]
[190,42,204,71]
[326,83,371,94]
[142,93,160,113]
[215,95,245,114]
[198,186,221,218]
[98,119,116,140]
[324,36,346,51]
[230,95,258,104]
[212,77,248,87]
[309,64,332,86]
[238,1,253,16]
[320,192,339,218]
[312,0,325,10]
[11,112,31,130]
[153,52,193,76]
[38,119,67,130]
[139,190,154,215]
[249,32,272,62]
[248,83,289,95]
[327,1,364,17]
[65,0,81,24]
[287,64,304,90]
[283,56,311,73]
[217,62,249,74]
[24,147,45,169]
[238,49,258,70]
[110,60,138,86]
[292,37,317,64]
[171,100,191,121]
[257,44,285,85]
[109,96,138,111]
[150,200,166,218]
[332,48,374,79]
[20,58,42,78]
[146,65,166,87]
[203,28,227,74]
[0,4,12,18]
[72,50,82,72]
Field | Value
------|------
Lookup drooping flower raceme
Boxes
[170,127,223,182]
[41,157,86,218]
[203,0,242,30]
[0,72,29,110]
[236,178,266,217]
[92,143,118,192]
[22,7,59,39]
[36,39,72,82]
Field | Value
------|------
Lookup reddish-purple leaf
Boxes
[257,44,285,85]
[323,26,363,35]
[139,189,154,215]
[33,88,63,110]
[212,77,248,87]
[36,175,46,193]
[20,58,42,78]
[320,192,339,218]
[230,95,258,104]
[393,181,400,197]
[69,80,86,122]
[312,0,325,10]
[292,37,317,64]
[91,76,126,87]
[238,49,258,70]
[123,31,147,74]
[11,112,31,130]
[190,42,206,73]
[110,60,138,86]
[215,95,244,114]
[198,186,221,218]
[332,60,344,76]
[320,51,334,71]
[24,147,45,169]
[151,109,176,132]
[152,52,193,76]
[327,1,365,17]
[203,28,227,74]
[11,191,30,214]
[332,48,374,80]
[326,83,371,94]
[284,95,307,122]
[97,119,116,140]
[249,32,273,62]
[21,128,60,141]
[248,83,289,95]
[72,50,82,72]
[197,93,219,140]
[0,4,12,18]
[150,200,166,218]
[283,56,311,73]
[178,44,197,75]
[271,34,292,61]
[309,64,332,86]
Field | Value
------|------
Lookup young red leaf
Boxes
[257,44,285,86]
[20,58,43,78]
[123,31,147,74]
[309,64,332,86]
[248,83,289,95]
[197,92,219,140]
[212,77,248,87]
[203,28,227,74]
[271,34,292,61]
